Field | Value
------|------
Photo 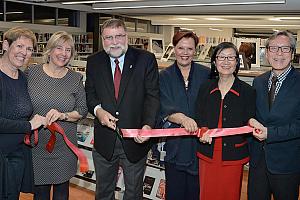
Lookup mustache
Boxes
[108,45,124,49]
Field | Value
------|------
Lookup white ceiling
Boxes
[25,0,300,30]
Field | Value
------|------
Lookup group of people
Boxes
[0,28,87,200]
[0,18,299,200]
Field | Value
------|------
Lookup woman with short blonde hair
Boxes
[43,31,75,65]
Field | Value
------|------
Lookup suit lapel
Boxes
[259,72,271,114]
[271,67,296,110]
[117,48,136,104]
[99,54,116,103]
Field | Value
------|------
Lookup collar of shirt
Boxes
[110,54,125,78]
[268,65,292,91]
[209,78,240,97]
[174,61,195,91]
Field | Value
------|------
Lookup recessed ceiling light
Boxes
[269,18,282,21]
[205,18,226,21]
[93,1,285,10]
[209,28,223,31]
[275,17,300,20]
[180,27,194,31]
[63,0,141,5]
[0,11,24,15]
[175,18,196,21]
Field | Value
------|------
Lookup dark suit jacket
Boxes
[249,67,300,174]
[85,46,160,163]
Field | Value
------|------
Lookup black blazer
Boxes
[85,46,160,163]
[249,67,300,174]
[196,78,256,161]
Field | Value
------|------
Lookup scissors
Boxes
[108,118,123,139]
[115,125,123,139]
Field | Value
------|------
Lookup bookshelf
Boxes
[33,32,93,60]
[128,34,149,49]
[127,32,164,58]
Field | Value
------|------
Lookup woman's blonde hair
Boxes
[3,26,37,47]
[43,31,75,65]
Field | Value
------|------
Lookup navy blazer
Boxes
[249,67,300,174]
[159,61,210,174]
[85,46,160,163]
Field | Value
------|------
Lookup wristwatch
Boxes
[64,113,69,121]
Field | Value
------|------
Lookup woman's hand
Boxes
[199,132,212,144]
[45,109,65,125]
[29,114,46,130]
[181,116,198,133]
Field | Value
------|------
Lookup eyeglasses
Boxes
[102,34,126,41]
[268,46,292,53]
[216,55,237,61]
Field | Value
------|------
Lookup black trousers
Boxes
[93,137,147,200]
[34,181,69,200]
[0,148,25,200]
[248,154,300,200]
[165,162,199,200]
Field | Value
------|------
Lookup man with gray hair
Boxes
[248,31,300,200]
[85,18,160,200]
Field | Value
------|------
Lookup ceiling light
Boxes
[180,27,194,31]
[0,11,24,15]
[63,0,141,5]
[209,28,223,31]
[269,18,282,21]
[175,18,197,21]
[271,17,300,21]
[205,18,226,21]
[93,1,285,10]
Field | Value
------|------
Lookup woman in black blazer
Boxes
[195,42,256,200]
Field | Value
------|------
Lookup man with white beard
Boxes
[85,18,160,200]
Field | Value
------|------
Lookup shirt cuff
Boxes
[94,104,102,116]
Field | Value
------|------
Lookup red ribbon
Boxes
[24,122,89,173]
[121,126,253,138]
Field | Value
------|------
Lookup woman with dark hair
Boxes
[159,31,210,200]
[195,42,256,200]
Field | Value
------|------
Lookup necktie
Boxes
[114,59,121,99]
[269,76,278,109]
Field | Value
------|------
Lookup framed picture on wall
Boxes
[198,44,212,61]
[160,43,174,62]
[149,38,165,59]
[239,53,250,70]
[236,38,260,68]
